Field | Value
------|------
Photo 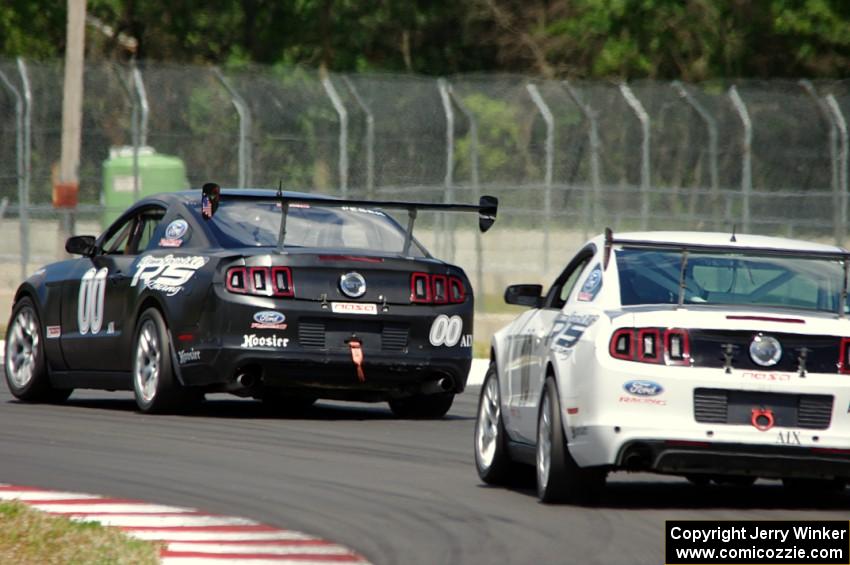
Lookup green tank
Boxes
[101,147,188,227]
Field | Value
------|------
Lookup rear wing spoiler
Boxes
[200,183,498,256]
[602,227,850,316]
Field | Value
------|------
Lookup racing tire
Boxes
[474,363,516,485]
[132,308,189,414]
[388,392,454,419]
[536,376,605,504]
[4,297,72,403]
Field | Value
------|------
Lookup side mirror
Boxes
[504,284,543,308]
[65,235,97,256]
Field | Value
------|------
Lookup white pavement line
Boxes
[126,530,316,542]
[33,502,197,514]
[0,491,103,501]
[71,514,259,527]
[166,542,353,555]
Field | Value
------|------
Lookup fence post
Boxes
[0,63,28,280]
[214,68,253,188]
[342,76,374,199]
[619,84,651,230]
[800,80,840,243]
[437,78,455,261]
[826,94,849,245]
[526,83,553,273]
[131,65,149,202]
[321,75,348,198]
[563,81,601,240]
[728,86,752,233]
[672,81,721,229]
[448,83,483,310]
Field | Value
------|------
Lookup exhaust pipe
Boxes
[622,445,652,471]
[420,376,455,395]
[237,372,257,389]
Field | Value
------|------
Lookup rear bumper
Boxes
[615,439,850,480]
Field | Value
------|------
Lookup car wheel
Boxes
[474,364,516,484]
[536,376,605,504]
[4,297,72,403]
[132,308,187,413]
[388,392,454,419]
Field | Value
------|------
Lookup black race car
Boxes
[4,185,497,417]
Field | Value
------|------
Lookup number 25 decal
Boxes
[78,267,108,335]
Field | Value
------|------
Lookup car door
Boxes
[506,248,594,443]
[61,205,166,371]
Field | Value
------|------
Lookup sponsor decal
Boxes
[549,313,599,358]
[429,314,463,347]
[165,219,189,240]
[741,371,791,382]
[577,264,602,302]
[241,334,289,349]
[331,302,377,315]
[251,310,288,330]
[77,267,108,335]
[159,238,183,248]
[623,380,664,396]
[776,430,801,445]
[178,349,201,364]
[131,255,207,296]
[460,334,473,348]
[618,396,667,406]
[570,426,589,439]
[46,326,61,339]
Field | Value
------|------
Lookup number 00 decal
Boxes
[429,315,463,347]
[78,267,108,335]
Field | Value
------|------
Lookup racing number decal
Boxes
[429,315,463,347]
[78,267,108,335]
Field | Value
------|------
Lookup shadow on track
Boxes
[14,394,472,422]
[478,471,850,510]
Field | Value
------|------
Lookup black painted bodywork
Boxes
[12,189,475,401]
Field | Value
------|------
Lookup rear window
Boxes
[616,248,844,313]
[204,199,427,256]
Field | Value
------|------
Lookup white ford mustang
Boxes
[475,230,850,503]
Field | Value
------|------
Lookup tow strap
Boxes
[348,339,366,382]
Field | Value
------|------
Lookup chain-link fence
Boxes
[2,58,850,324]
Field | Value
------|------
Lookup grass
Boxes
[0,501,160,565]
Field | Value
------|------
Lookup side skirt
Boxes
[50,370,132,391]
[506,438,536,466]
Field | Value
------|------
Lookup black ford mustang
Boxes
[4,185,497,417]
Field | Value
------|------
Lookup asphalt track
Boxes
[1,379,849,565]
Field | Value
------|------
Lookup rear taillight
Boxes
[226,266,293,297]
[665,328,690,366]
[609,329,633,360]
[410,272,466,304]
[609,327,691,366]
[839,337,850,374]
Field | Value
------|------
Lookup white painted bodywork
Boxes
[490,231,850,472]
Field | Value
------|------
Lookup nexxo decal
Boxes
[131,255,207,296]
[429,315,463,347]
[578,264,602,302]
[159,218,189,248]
[77,267,108,335]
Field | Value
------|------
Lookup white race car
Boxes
[475,230,850,503]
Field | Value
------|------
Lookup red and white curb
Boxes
[0,484,372,564]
